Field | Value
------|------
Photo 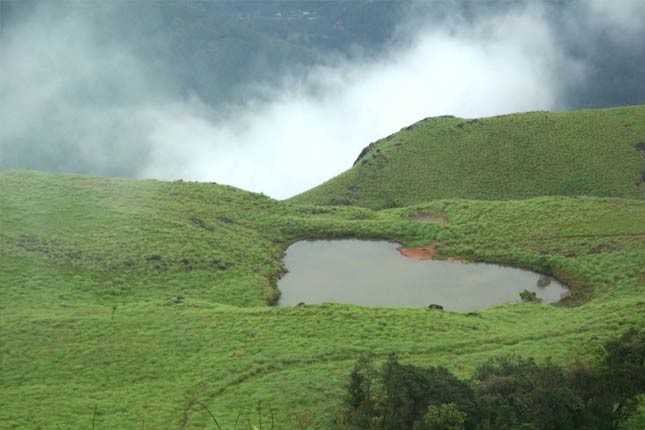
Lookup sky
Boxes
[1,0,644,198]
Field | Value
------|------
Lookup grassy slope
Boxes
[290,105,645,209]
[1,171,644,428]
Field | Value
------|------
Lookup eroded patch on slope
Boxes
[409,213,448,223]
[635,143,645,186]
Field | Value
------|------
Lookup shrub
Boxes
[519,289,542,303]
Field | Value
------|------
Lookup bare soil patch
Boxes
[397,241,466,263]
[409,214,447,223]
[397,242,439,259]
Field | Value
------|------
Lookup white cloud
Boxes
[139,7,562,198]
[584,0,645,35]
[8,2,641,199]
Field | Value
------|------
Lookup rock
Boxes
[428,304,444,311]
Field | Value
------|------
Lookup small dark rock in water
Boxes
[428,304,444,311]
[297,302,305,307]
[466,312,481,317]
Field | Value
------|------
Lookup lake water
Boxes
[277,240,568,310]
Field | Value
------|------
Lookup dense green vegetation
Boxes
[342,330,645,430]
[1,169,644,428]
[291,106,645,209]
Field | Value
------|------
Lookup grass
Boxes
[290,105,645,209]
[1,169,645,428]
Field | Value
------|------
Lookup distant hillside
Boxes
[290,105,645,209]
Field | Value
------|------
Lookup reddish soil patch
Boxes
[397,242,439,259]
[397,241,467,263]
[409,214,447,223]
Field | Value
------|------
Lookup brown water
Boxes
[277,240,568,310]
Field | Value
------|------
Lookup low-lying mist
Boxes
[1,0,643,198]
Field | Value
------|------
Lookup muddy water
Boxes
[277,240,568,310]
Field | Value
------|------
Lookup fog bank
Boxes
[1,1,643,198]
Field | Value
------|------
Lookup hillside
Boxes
[290,105,645,209]
[1,170,645,428]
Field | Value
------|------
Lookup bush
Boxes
[519,289,542,303]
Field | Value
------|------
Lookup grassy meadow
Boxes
[291,105,645,209]
[1,165,645,428]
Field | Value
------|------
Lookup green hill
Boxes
[2,170,645,428]
[290,105,645,209]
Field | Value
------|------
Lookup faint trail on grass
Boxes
[537,232,645,240]
[179,297,645,427]
[178,325,597,427]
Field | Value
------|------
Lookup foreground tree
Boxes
[423,403,466,430]
[342,354,477,430]
[344,354,379,429]
[341,330,645,430]
[473,356,587,429]
[597,329,645,428]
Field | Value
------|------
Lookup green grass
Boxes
[290,105,645,209]
[1,170,645,428]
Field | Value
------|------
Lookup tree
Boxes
[342,354,477,430]
[473,356,587,429]
[343,353,379,429]
[598,329,645,428]
[341,331,645,430]
[423,403,466,430]
[565,329,645,429]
